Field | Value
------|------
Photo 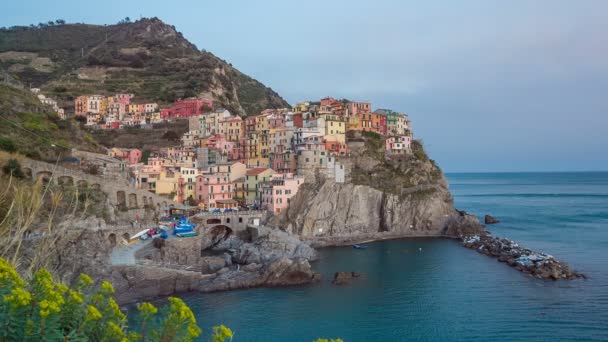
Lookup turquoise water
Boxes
[143,172,608,341]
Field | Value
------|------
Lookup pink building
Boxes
[385,135,412,155]
[260,173,304,214]
[268,115,286,129]
[320,97,337,107]
[345,101,371,117]
[196,173,236,210]
[128,149,143,164]
[160,98,213,119]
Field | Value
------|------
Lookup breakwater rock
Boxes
[462,234,585,280]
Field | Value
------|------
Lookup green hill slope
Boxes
[0,17,289,116]
[0,84,101,161]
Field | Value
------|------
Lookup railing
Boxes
[194,210,266,217]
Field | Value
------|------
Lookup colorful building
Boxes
[160,98,213,119]
[260,173,304,213]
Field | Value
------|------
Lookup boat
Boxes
[173,227,193,235]
[352,244,367,250]
[176,232,199,238]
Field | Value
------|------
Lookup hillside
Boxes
[0,17,289,116]
[0,84,101,160]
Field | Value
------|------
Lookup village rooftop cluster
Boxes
[32,90,414,213]
[126,97,414,213]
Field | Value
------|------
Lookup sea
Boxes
[138,172,608,341]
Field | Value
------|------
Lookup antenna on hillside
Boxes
[81,47,84,58]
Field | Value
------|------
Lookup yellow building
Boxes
[292,102,310,113]
[155,170,179,200]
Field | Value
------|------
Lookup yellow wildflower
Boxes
[86,305,102,321]
[0,258,25,287]
[107,321,126,338]
[100,281,115,295]
[109,298,126,320]
[55,283,68,294]
[69,290,83,303]
[79,273,94,287]
[4,287,32,308]
[137,302,158,315]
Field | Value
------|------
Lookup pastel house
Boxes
[260,173,304,213]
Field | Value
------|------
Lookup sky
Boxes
[2,0,607,172]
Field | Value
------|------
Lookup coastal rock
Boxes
[199,257,320,292]
[332,271,363,285]
[232,227,317,264]
[111,265,202,304]
[484,215,500,224]
[200,256,226,274]
[461,233,585,280]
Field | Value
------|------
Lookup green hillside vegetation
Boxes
[346,131,442,197]
[0,84,101,161]
[0,17,289,116]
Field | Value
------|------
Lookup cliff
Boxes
[270,132,483,244]
[0,17,289,116]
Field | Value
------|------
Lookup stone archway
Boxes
[57,176,74,186]
[128,193,138,208]
[108,233,117,247]
[142,196,148,207]
[116,191,126,209]
[207,218,221,225]
[77,179,88,188]
[22,168,32,179]
[36,171,53,183]
[91,183,101,190]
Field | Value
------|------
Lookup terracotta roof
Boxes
[246,168,271,175]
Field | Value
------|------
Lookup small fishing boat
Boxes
[176,231,199,238]
[352,244,367,250]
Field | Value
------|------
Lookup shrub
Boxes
[0,258,204,341]
[0,138,16,152]
[2,159,24,178]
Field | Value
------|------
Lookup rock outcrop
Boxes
[270,179,483,246]
[269,135,484,245]
[332,272,364,286]
[199,257,320,292]
[484,215,500,224]
[110,265,203,303]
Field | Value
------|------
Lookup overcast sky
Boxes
[3,0,607,172]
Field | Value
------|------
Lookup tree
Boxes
[55,19,65,25]
[47,21,55,26]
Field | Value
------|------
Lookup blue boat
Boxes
[173,227,193,235]
[352,244,367,250]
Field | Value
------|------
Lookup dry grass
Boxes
[0,152,97,277]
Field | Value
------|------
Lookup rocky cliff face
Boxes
[270,178,480,246]
[270,134,483,244]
